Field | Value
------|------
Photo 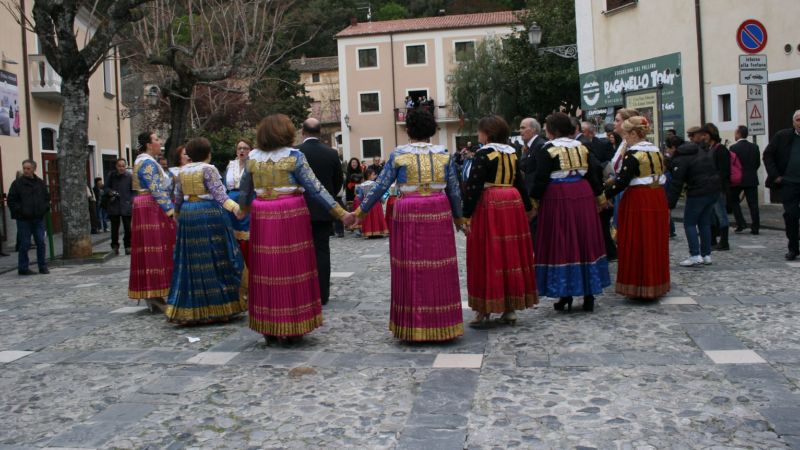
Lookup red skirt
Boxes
[467,187,538,313]
[616,186,671,298]
[128,194,176,299]
[385,195,397,233]
[362,202,388,237]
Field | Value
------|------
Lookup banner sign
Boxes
[0,70,20,137]
[580,53,684,137]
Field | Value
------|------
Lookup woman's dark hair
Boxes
[405,108,437,140]
[703,122,721,143]
[544,112,574,138]
[665,135,683,149]
[477,115,510,143]
[364,168,376,179]
[94,177,102,184]
[186,138,212,162]
[256,114,296,151]
[137,131,154,152]
[347,157,362,174]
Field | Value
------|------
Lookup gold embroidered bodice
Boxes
[393,152,450,185]
[247,157,298,189]
[632,151,666,178]
[547,145,591,172]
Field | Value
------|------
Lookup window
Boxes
[311,72,320,83]
[454,41,475,62]
[41,128,56,151]
[719,94,732,122]
[359,92,380,114]
[102,53,114,96]
[357,48,378,69]
[362,139,382,158]
[606,0,636,12]
[405,44,426,65]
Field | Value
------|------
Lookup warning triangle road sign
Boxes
[750,103,763,119]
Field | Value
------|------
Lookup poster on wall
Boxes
[0,70,20,137]
[624,88,661,146]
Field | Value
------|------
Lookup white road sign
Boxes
[746,99,765,135]
[747,85,763,100]
[740,70,768,85]
[739,54,768,71]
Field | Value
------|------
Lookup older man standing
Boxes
[297,118,344,305]
[106,158,133,255]
[7,160,50,275]
[518,118,546,244]
[764,110,800,260]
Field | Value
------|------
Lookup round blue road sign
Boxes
[737,19,768,54]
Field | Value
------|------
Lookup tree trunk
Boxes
[57,77,93,259]
[166,91,192,164]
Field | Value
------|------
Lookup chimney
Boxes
[350,17,358,26]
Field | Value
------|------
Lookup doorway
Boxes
[766,77,800,203]
[42,153,61,232]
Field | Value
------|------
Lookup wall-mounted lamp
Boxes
[344,113,351,129]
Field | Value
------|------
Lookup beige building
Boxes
[335,11,521,162]
[0,4,130,243]
[576,0,800,203]
[289,56,342,148]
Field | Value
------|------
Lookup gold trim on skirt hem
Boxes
[468,293,539,314]
[165,300,247,324]
[615,282,670,299]
[389,322,464,342]
[129,288,169,299]
[248,314,323,337]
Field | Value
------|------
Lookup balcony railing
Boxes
[29,55,62,102]
[394,105,461,125]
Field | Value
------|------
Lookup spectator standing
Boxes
[702,123,731,251]
[106,158,133,255]
[87,184,99,234]
[729,125,761,235]
[94,177,109,232]
[367,156,383,175]
[7,159,49,275]
[763,110,800,260]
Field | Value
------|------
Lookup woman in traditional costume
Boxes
[166,138,247,324]
[462,116,538,327]
[224,138,253,259]
[238,114,353,344]
[354,108,465,342]
[356,169,388,237]
[607,108,640,239]
[604,116,670,299]
[531,112,610,312]
[128,131,176,313]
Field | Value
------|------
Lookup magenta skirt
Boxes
[128,194,175,299]
[389,192,463,341]
[248,194,322,337]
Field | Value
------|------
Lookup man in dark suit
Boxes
[764,110,800,260]
[581,121,617,260]
[518,117,546,244]
[297,118,344,304]
[729,125,761,235]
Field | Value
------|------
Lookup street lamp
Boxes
[527,23,578,60]
[121,85,160,119]
[344,113,351,129]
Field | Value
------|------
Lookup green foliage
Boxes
[248,64,312,128]
[448,1,579,130]
[375,1,410,20]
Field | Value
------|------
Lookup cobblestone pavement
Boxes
[1,225,800,449]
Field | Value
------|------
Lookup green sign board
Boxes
[580,53,685,137]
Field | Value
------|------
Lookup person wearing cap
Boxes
[763,109,800,260]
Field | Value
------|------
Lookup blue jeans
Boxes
[683,195,717,257]
[97,207,109,230]
[17,219,46,272]
[712,192,729,228]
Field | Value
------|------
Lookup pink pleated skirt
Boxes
[128,194,175,299]
[389,192,463,341]
[248,194,322,337]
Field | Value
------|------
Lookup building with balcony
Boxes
[576,0,799,204]
[289,56,342,149]
[335,11,522,162]
[0,3,131,244]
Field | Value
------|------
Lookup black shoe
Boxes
[124,248,131,255]
[750,229,759,235]
[112,247,120,255]
[39,268,49,274]
[786,251,798,261]
[583,295,595,312]
[554,297,573,312]
[734,226,747,233]
[669,232,677,238]
[18,269,36,276]
[714,243,730,251]
[0,251,9,257]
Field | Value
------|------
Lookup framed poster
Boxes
[0,70,20,137]
[624,87,662,147]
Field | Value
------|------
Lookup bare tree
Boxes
[128,0,319,159]
[3,0,150,259]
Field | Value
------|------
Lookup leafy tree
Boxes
[375,1,409,20]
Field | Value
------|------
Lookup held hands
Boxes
[341,212,356,227]
[527,208,538,221]
[234,208,246,221]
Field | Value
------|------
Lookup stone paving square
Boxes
[786,262,800,268]
[739,245,766,249]
[0,350,34,363]
[705,349,767,364]
[185,351,240,365]
[659,296,697,305]
[360,254,383,258]
[109,306,148,314]
[432,353,483,368]
[330,271,355,278]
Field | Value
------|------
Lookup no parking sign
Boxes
[737,19,768,54]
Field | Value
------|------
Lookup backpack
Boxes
[729,149,743,186]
